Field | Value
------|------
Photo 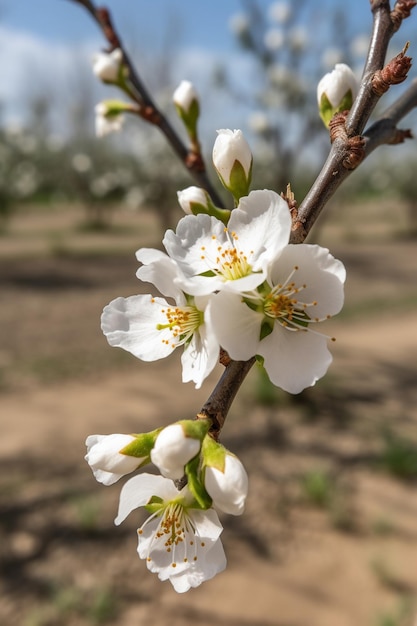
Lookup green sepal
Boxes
[179,418,211,442]
[185,455,212,510]
[175,98,200,142]
[201,435,226,473]
[260,319,274,340]
[101,99,133,118]
[222,159,252,204]
[120,427,163,459]
[189,200,231,225]
[144,495,164,515]
[319,90,354,128]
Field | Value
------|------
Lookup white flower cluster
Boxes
[101,130,345,394]
[85,420,248,593]
[88,126,346,594]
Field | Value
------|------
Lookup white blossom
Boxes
[163,189,291,296]
[173,80,199,114]
[204,453,248,516]
[94,103,124,137]
[115,473,226,593]
[207,244,345,394]
[101,250,219,389]
[85,434,142,486]
[317,63,358,108]
[212,129,252,188]
[177,186,210,215]
[151,424,201,480]
[92,48,123,82]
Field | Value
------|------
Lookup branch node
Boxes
[219,349,232,367]
[139,106,161,125]
[343,136,366,170]
[329,111,349,143]
[185,151,205,173]
[372,43,412,95]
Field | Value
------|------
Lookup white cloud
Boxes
[0,26,256,145]
[0,26,101,128]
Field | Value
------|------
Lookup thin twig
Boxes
[364,77,417,152]
[68,0,224,207]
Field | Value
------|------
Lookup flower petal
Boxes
[115,473,178,526]
[259,325,333,393]
[204,455,248,516]
[136,248,185,302]
[228,189,291,269]
[151,424,201,480]
[163,213,227,279]
[181,323,219,389]
[207,291,263,361]
[85,434,141,486]
[168,538,227,593]
[270,244,345,318]
[101,295,178,361]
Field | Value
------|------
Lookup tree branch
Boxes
[197,1,417,435]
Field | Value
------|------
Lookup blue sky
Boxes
[2,0,248,50]
[1,0,371,50]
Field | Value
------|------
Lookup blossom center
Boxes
[157,502,187,548]
[154,302,203,347]
[139,500,204,568]
[258,266,335,336]
[263,274,313,330]
[200,230,254,282]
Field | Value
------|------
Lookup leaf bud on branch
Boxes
[372,42,412,95]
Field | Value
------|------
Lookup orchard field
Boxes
[1,198,417,626]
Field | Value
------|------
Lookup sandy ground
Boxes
[1,203,417,626]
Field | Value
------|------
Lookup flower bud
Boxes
[177,186,210,215]
[317,63,358,127]
[92,48,123,83]
[151,420,210,480]
[212,129,252,202]
[177,186,231,223]
[173,80,199,115]
[85,434,145,486]
[173,80,200,141]
[95,100,129,137]
[202,438,248,516]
